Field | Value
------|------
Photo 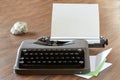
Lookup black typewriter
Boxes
[14,36,90,74]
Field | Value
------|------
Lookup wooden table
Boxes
[0,0,120,80]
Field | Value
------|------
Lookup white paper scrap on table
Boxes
[75,63,112,79]
[51,3,100,43]
[75,48,112,79]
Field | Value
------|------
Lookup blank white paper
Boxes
[51,3,100,42]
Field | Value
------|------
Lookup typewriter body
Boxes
[14,37,90,74]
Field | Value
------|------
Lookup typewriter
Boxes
[14,36,91,74]
[14,36,108,74]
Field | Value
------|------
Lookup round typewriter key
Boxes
[53,61,56,63]
[47,49,51,51]
[32,49,36,51]
[63,61,67,64]
[30,53,33,55]
[44,52,48,55]
[65,53,68,55]
[24,52,28,55]
[70,52,74,55]
[27,61,31,64]
[67,49,71,51]
[55,57,60,59]
[58,61,62,63]
[42,61,46,63]
[22,49,27,52]
[50,52,53,55]
[52,49,56,51]
[28,49,32,51]
[75,52,79,55]
[48,61,52,63]
[30,57,34,60]
[74,60,78,63]
[37,61,41,63]
[35,57,39,59]
[19,61,24,64]
[43,49,46,51]
[40,57,44,59]
[32,61,36,63]
[46,57,49,59]
[63,49,66,51]
[78,49,82,52]
[72,49,77,51]
[71,57,75,59]
[39,53,43,55]
[61,57,65,59]
[20,57,24,60]
[79,61,84,64]
[60,52,64,55]
[50,57,54,60]
[35,53,38,55]
[57,49,61,51]
[66,57,70,59]
[25,57,29,60]
[37,49,41,51]
[76,57,80,59]
[55,53,58,55]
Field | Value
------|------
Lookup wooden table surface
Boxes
[0,0,120,80]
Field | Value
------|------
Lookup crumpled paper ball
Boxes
[10,22,28,35]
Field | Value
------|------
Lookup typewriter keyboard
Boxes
[19,49,85,69]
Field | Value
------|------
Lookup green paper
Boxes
[81,59,107,76]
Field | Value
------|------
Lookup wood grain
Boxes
[0,0,120,80]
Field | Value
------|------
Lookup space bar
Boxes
[19,64,84,69]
